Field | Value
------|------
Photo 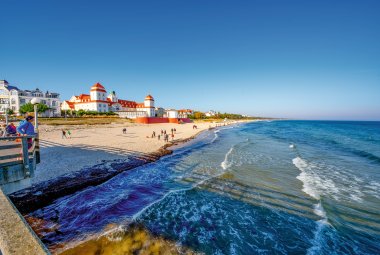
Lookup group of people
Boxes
[1,116,36,138]
[0,116,37,150]
[148,128,177,142]
[61,129,72,139]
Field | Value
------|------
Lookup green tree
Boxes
[19,103,50,114]
[6,108,14,115]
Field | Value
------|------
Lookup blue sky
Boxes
[1,0,379,120]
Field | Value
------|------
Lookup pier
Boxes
[0,135,49,255]
[0,135,39,194]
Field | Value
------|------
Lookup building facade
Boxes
[61,82,156,118]
[0,80,61,116]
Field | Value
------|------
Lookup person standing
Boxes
[67,130,72,139]
[16,116,36,149]
[158,134,160,140]
[62,129,67,139]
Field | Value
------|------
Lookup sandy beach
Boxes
[34,121,217,184]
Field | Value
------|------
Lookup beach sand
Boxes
[34,122,214,184]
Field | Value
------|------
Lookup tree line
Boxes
[188,111,253,120]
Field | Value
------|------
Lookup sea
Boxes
[27,120,380,254]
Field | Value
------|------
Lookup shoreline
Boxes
[8,123,220,214]
[16,120,257,254]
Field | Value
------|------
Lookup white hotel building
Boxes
[61,83,156,118]
[0,80,61,116]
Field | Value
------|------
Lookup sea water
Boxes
[27,121,380,254]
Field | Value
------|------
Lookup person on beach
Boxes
[122,128,127,134]
[158,134,160,140]
[62,129,67,139]
[174,128,176,133]
[171,133,174,140]
[171,128,174,135]
[67,130,72,139]
[16,116,36,149]
[153,131,156,137]
[161,129,163,135]
[164,130,166,135]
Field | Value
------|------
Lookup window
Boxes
[20,99,26,104]
[0,98,9,104]
[52,101,56,106]
[11,99,16,105]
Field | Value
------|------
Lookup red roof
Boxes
[63,101,75,109]
[118,99,138,108]
[78,94,91,101]
[145,95,154,101]
[178,109,193,113]
[91,82,106,92]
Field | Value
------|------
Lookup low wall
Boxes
[0,188,49,255]
[135,117,192,124]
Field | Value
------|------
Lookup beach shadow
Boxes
[115,134,139,138]
[9,140,172,215]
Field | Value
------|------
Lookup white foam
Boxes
[221,147,234,170]
[210,130,219,143]
[306,219,328,255]
[289,144,295,149]
[293,157,320,200]
[313,202,326,219]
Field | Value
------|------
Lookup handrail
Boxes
[0,135,36,141]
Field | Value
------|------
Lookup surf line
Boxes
[290,144,331,254]
[132,145,236,221]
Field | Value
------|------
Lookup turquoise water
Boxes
[29,121,380,254]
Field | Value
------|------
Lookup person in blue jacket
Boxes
[16,116,36,149]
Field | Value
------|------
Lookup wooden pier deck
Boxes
[0,135,40,193]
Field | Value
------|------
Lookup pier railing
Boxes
[0,135,40,186]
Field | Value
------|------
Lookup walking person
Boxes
[67,129,72,139]
[62,129,67,139]
[153,131,156,137]
[174,128,176,133]
[122,128,127,134]
[158,134,160,140]
[161,129,163,135]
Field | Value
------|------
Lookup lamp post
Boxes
[4,106,9,126]
[31,97,41,164]
[31,97,40,132]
